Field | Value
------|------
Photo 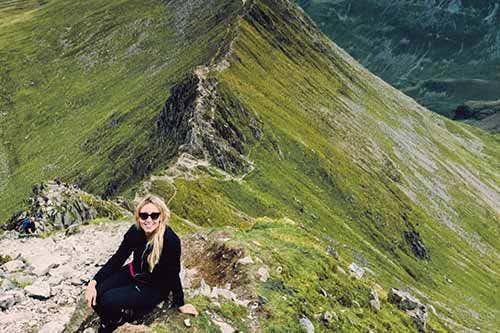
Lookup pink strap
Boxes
[128,262,135,277]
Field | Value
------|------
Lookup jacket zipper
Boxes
[140,243,149,273]
[135,243,149,293]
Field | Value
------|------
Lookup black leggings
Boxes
[93,265,163,331]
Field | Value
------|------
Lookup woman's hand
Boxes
[85,280,97,310]
[178,304,198,316]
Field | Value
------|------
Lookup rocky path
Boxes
[0,217,446,333]
[0,221,263,333]
[0,221,130,333]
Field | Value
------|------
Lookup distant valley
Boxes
[299,0,500,133]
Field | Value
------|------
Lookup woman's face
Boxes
[138,203,161,236]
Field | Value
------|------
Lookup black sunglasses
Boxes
[138,212,161,220]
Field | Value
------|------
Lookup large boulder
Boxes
[24,280,51,300]
[299,316,315,333]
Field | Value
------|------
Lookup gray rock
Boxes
[257,266,270,282]
[38,321,66,333]
[237,256,254,265]
[2,260,25,273]
[198,278,212,297]
[326,246,339,259]
[49,265,75,279]
[25,280,51,299]
[0,291,23,310]
[0,310,31,323]
[9,272,36,285]
[348,263,364,279]
[0,230,19,240]
[62,212,73,227]
[63,294,97,333]
[70,276,85,286]
[65,224,81,236]
[388,288,420,311]
[299,316,315,333]
[54,213,64,230]
[1,278,16,291]
[29,254,67,276]
[47,274,65,286]
[369,289,381,311]
[321,311,336,322]
[211,319,235,333]
[210,287,237,300]
[388,288,428,332]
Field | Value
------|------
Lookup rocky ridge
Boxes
[2,180,129,235]
[0,222,263,332]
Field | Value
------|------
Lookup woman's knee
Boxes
[97,290,120,313]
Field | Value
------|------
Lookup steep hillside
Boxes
[0,0,244,221]
[0,0,499,332]
[298,0,500,129]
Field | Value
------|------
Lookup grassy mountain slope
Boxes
[0,0,243,220]
[1,0,499,332]
[297,0,500,126]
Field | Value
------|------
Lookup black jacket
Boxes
[93,224,184,307]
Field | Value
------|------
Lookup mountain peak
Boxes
[0,0,498,331]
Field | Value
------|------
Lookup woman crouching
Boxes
[85,195,197,332]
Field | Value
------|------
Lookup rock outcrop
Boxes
[155,68,263,177]
[453,100,500,133]
[2,180,129,235]
[388,288,428,332]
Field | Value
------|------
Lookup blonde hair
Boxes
[134,194,170,272]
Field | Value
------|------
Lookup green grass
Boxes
[0,254,12,265]
[146,220,451,332]
[0,0,244,221]
[163,0,498,330]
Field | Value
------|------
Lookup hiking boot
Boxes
[97,322,117,333]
